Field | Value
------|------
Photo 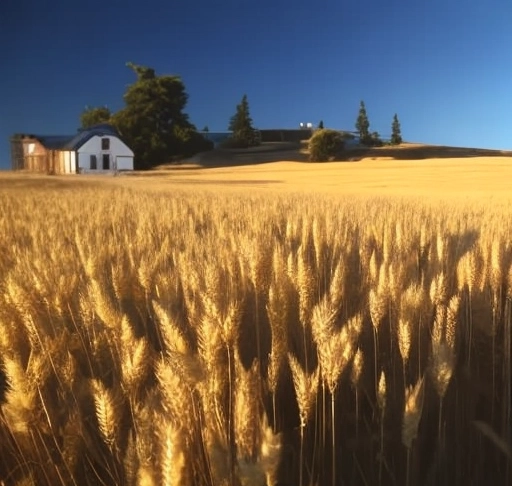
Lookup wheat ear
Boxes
[377,370,387,484]
[403,376,425,486]
[90,379,121,453]
[288,353,319,486]
[351,348,364,437]
[259,414,282,486]
[402,376,425,449]
[159,421,185,486]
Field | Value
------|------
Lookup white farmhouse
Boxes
[10,124,134,174]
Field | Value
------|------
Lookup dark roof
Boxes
[15,124,121,151]
[34,135,75,149]
[64,124,120,150]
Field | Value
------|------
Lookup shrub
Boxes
[308,129,345,162]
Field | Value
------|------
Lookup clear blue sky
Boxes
[1,0,511,168]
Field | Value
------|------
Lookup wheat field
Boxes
[0,163,511,486]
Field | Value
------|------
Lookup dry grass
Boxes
[1,155,512,485]
[109,151,512,201]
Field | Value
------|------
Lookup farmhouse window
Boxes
[90,155,97,170]
[101,138,110,150]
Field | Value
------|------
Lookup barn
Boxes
[10,124,134,174]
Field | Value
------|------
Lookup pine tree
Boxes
[318,120,324,129]
[355,101,370,144]
[228,94,257,147]
[391,113,403,145]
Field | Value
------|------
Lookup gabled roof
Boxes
[64,124,120,150]
[15,124,122,151]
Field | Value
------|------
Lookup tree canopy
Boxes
[80,63,212,169]
[80,106,111,129]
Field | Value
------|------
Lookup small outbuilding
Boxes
[10,124,134,174]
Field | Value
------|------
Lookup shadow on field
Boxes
[338,144,512,162]
[0,173,101,191]
[146,142,310,171]
[147,142,512,172]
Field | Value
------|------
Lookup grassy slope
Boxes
[125,154,512,202]
[3,142,512,200]
[125,142,512,199]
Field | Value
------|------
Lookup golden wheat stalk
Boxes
[297,244,316,329]
[377,369,387,484]
[398,317,412,369]
[159,421,185,486]
[430,305,456,443]
[403,375,426,486]
[266,277,289,431]
[288,353,319,486]
[88,276,122,330]
[402,376,425,449]
[369,287,386,401]
[351,347,364,437]
[234,356,261,461]
[328,260,345,311]
[430,338,455,400]
[259,414,282,486]
[369,288,386,333]
[1,356,39,435]
[90,379,121,452]
[121,337,149,391]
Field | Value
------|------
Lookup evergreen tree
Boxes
[202,125,209,132]
[228,94,258,147]
[318,120,324,129]
[355,101,370,143]
[391,113,403,145]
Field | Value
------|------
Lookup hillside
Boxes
[155,141,512,170]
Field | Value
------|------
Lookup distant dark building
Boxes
[197,131,233,148]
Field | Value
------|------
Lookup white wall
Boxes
[63,151,77,173]
[77,135,134,172]
[116,156,133,170]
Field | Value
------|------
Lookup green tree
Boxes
[308,129,344,162]
[228,94,258,147]
[391,113,403,145]
[355,100,370,143]
[318,120,324,129]
[202,125,209,132]
[80,106,111,129]
[87,63,212,169]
